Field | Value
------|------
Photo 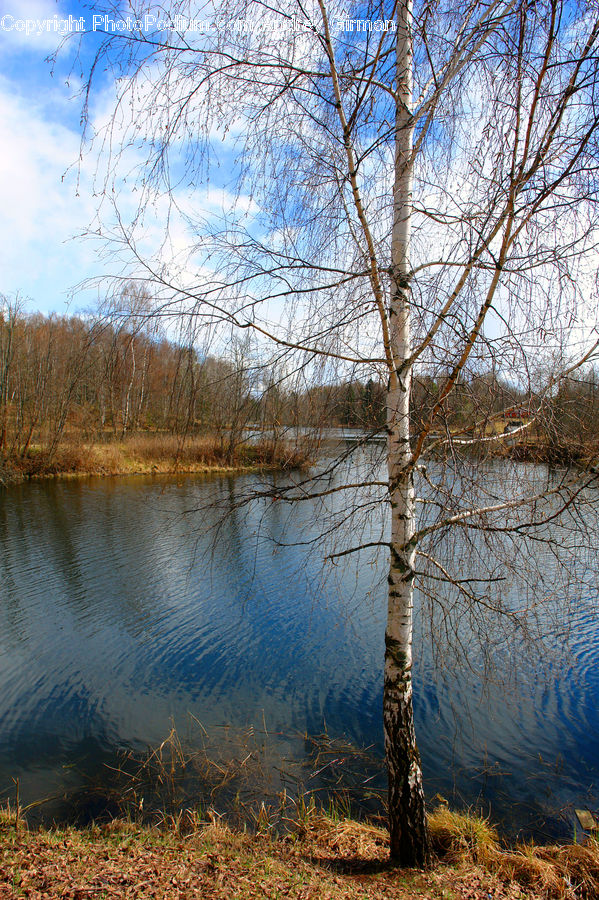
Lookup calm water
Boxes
[0,453,598,838]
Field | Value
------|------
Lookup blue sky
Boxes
[0,0,398,328]
[0,1,110,314]
[0,0,240,317]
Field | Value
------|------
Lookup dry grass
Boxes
[1,432,313,482]
[10,444,97,478]
[0,807,539,899]
[121,433,225,466]
[242,438,314,470]
[429,806,599,898]
[496,841,599,899]
[429,806,501,864]
[117,433,312,472]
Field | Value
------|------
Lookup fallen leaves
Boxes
[0,818,546,899]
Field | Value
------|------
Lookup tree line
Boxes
[1,295,597,467]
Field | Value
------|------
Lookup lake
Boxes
[0,449,598,839]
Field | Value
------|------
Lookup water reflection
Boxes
[0,460,597,839]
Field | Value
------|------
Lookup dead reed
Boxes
[429,805,599,898]
[1,431,313,481]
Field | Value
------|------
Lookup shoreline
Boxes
[1,805,596,898]
[2,435,596,488]
[1,461,273,484]
[0,434,313,486]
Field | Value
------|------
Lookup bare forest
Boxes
[1,295,598,480]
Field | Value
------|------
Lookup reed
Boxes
[1,430,313,481]
[429,805,599,898]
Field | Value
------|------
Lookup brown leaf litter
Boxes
[0,813,550,899]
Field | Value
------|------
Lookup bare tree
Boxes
[71,0,599,865]
[0,294,24,453]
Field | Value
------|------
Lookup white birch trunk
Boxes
[384,0,431,866]
[122,338,136,437]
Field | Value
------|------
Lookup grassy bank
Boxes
[1,804,598,898]
[430,433,599,469]
[2,433,596,486]
[0,433,313,484]
[505,439,599,469]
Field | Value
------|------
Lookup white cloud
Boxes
[0,72,103,311]
[0,65,230,313]
[0,23,262,316]
[0,0,74,54]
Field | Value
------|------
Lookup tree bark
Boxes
[384,0,432,867]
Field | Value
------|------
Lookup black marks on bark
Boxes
[384,657,432,867]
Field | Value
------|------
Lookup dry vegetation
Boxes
[1,433,313,482]
[428,807,599,899]
[0,806,539,899]
[1,803,599,899]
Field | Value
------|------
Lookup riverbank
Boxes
[0,433,313,484]
[427,433,599,469]
[2,432,596,487]
[496,438,598,468]
[1,805,596,899]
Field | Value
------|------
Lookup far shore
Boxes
[0,432,314,485]
[2,430,596,487]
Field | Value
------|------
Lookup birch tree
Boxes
[0,295,22,453]
[73,0,599,865]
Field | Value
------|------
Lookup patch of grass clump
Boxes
[429,805,501,863]
[240,438,313,470]
[11,444,96,477]
[429,804,599,898]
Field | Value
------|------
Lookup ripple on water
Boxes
[0,471,598,839]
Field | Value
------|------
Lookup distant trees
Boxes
[0,295,21,451]
[0,299,391,453]
[2,295,599,464]
[410,371,527,437]
[547,367,599,455]
[0,301,98,459]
